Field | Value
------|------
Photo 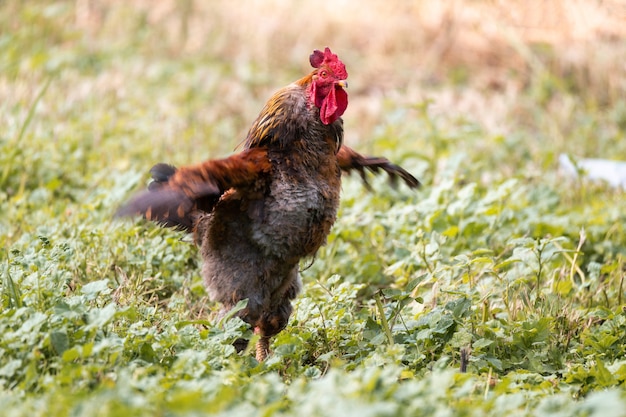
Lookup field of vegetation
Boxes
[1,1,626,415]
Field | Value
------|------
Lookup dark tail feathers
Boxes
[148,163,177,190]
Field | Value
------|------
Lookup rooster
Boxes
[117,47,419,361]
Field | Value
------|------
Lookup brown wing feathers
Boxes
[116,148,272,232]
[118,145,418,231]
[337,145,420,190]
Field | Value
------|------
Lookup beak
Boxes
[337,80,348,89]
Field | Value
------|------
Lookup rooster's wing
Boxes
[116,147,272,231]
[337,145,420,190]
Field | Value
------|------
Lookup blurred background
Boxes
[74,0,626,135]
[3,0,625,153]
[1,0,626,221]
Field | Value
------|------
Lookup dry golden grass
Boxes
[75,0,626,83]
[68,0,626,141]
[3,0,624,158]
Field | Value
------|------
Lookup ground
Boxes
[1,1,626,416]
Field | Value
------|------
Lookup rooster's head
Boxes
[308,47,348,125]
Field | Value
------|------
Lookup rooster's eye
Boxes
[320,70,328,78]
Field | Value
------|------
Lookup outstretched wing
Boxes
[116,147,272,232]
[337,145,420,189]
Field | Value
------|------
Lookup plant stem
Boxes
[375,292,394,346]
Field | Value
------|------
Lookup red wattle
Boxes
[320,87,348,125]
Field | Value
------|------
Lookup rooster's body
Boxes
[118,48,419,360]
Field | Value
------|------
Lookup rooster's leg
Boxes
[256,336,270,361]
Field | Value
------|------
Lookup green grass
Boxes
[1,1,626,416]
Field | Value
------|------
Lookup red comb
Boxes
[309,47,348,79]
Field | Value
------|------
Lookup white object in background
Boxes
[559,154,626,188]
